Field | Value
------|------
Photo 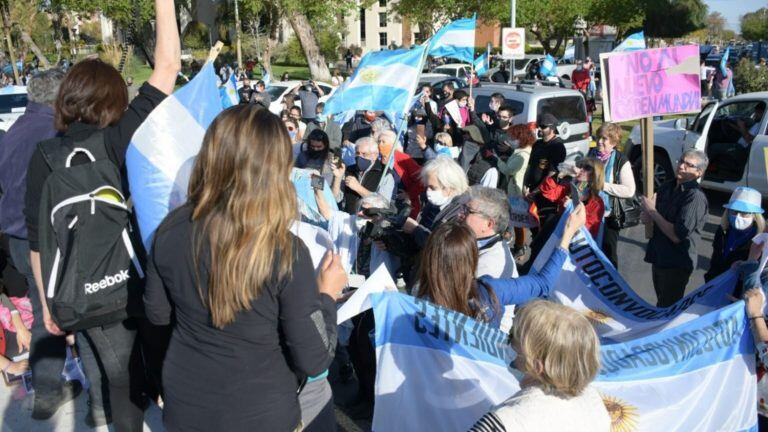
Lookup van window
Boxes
[0,93,27,114]
[537,96,586,124]
[474,95,524,116]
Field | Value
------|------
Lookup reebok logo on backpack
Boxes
[37,131,145,331]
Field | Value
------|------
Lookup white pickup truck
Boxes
[624,92,768,197]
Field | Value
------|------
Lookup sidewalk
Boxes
[0,384,163,431]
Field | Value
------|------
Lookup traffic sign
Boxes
[501,28,525,60]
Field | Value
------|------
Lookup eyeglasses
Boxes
[677,159,698,169]
[461,204,485,217]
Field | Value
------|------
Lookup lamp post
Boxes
[573,16,587,61]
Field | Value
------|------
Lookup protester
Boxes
[402,156,469,248]
[705,187,765,282]
[305,103,343,150]
[439,89,470,130]
[0,291,31,377]
[143,105,345,431]
[641,149,709,307]
[296,129,336,186]
[331,70,343,87]
[289,105,308,136]
[468,300,610,432]
[281,72,290,81]
[285,117,303,146]
[238,77,254,103]
[493,124,535,258]
[417,203,586,328]
[744,287,768,430]
[462,186,517,279]
[334,136,395,213]
[405,108,434,163]
[713,62,732,101]
[591,122,636,268]
[571,59,590,95]
[23,1,181,430]
[432,132,458,159]
[377,129,424,218]
[342,110,378,144]
[463,125,500,188]
[524,113,567,232]
[293,80,325,124]
[345,49,354,70]
[0,68,82,421]
[490,63,510,83]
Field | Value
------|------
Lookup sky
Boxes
[704,0,766,31]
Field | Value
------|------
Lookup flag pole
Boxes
[469,62,475,100]
[206,41,224,65]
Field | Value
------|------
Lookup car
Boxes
[486,55,545,81]
[261,80,336,115]
[471,83,591,162]
[431,63,472,80]
[0,85,27,132]
[625,92,768,197]
[418,73,469,92]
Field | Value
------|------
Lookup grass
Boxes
[253,64,312,81]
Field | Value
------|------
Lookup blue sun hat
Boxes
[723,187,764,214]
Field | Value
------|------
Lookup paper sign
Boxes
[336,265,397,325]
[501,28,525,60]
[605,45,701,122]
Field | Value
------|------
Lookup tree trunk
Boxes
[531,29,551,54]
[20,31,51,69]
[288,12,330,81]
[402,16,412,48]
[552,37,564,56]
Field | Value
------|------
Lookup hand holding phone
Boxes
[311,174,325,190]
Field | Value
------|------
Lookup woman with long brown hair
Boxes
[143,104,346,431]
[417,204,585,328]
[24,1,180,429]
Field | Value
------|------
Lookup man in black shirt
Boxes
[641,149,709,307]
[237,78,254,103]
[524,113,566,230]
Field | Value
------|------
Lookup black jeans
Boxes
[78,319,145,432]
[601,225,620,269]
[7,237,72,402]
[652,265,692,307]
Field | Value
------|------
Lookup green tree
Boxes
[643,0,708,38]
[518,0,593,54]
[734,58,768,94]
[741,8,768,41]
[589,0,644,41]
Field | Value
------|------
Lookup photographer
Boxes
[293,80,325,124]
[333,137,395,213]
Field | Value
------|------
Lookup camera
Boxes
[358,195,417,259]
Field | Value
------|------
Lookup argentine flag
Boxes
[323,46,426,116]
[613,31,646,52]
[473,53,488,76]
[262,71,271,88]
[428,16,476,64]
[370,291,757,432]
[539,54,558,77]
[720,47,731,76]
[219,73,239,108]
[126,62,223,247]
[533,205,737,342]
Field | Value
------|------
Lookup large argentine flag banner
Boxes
[613,31,646,52]
[371,291,757,432]
[126,63,223,247]
[428,16,476,64]
[323,46,426,116]
[533,205,737,342]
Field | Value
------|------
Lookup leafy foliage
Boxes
[741,8,768,41]
[734,58,768,94]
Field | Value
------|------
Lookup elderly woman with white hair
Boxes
[333,135,396,213]
[402,156,470,247]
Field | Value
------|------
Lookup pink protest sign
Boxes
[606,45,701,122]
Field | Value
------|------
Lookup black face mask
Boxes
[307,148,326,159]
[498,118,510,129]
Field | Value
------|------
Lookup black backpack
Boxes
[37,131,144,331]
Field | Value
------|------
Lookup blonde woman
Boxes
[144,105,346,431]
[469,300,610,431]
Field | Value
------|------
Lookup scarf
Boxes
[723,224,757,260]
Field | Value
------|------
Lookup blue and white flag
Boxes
[371,291,757,432]
[428,16,476,64]
[262,71,271,88]
[533,205,737,342]
[290,168,338,228]
[473,53,488,76]
[720,47,731,76]
[539,54,558,77]
[613,31,646,52]
[126,62,223,248]
[219,73,239,108]
[563,44,575,62]
[324,46,426,116]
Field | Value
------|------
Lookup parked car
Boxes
[472,83,590,162]
[261,80,336,115]
[0,85,27,131]
[431,63,472,80]
[418,73,469,91]
[625,92,768,197]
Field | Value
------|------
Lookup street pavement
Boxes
[0,190,734,432]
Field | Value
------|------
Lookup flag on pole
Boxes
[262,71,271,88]
[370,291,757,432]
[427,16,476,64]
[126,62,223,248]
[539,54,558,77]
[613,31,646,52]
[324,46,427,116]
[473,53,488,76]
[219,72,239,108]
[720,47,731,76]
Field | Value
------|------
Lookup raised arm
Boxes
[147,0,182,95]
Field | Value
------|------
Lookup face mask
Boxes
[729,214,754,231]
[498,118,510,128]
[288,130,297,141]
[307,149,325,159]
[577,65,583,71]
[316,113,327,123]
[426,189,451,207]
[356,156,373,172]
[458,101,467,108]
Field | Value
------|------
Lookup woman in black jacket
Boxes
[144,105,346,431]
[705,187,765,282]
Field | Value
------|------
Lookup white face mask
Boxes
[426,189,451,207]
[732,214,754,231]
[458,101,467,108]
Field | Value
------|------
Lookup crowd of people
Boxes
[0,1,766,431]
